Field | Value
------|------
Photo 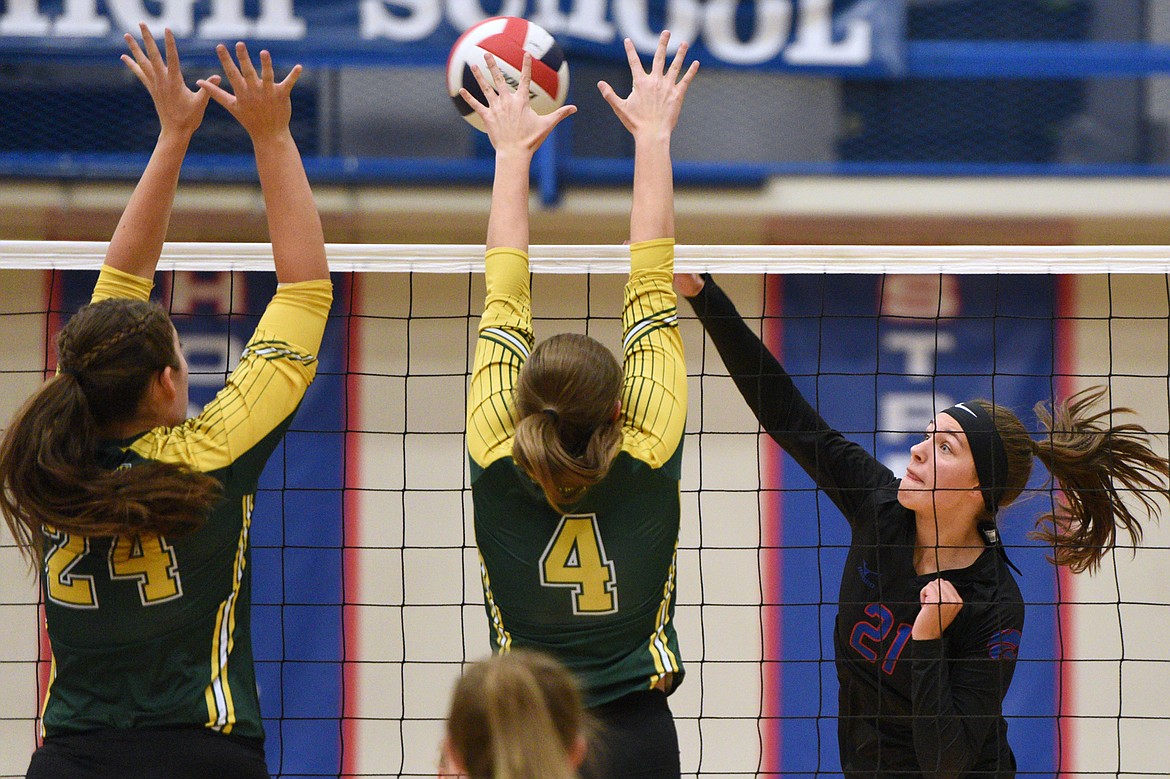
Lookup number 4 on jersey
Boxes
[539,514,618,615]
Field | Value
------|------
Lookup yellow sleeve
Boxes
[620,238,687,467]
[130,279,333,471]
[467,248,532,470]
[91,265,153,303]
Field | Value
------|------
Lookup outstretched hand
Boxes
[122,24,219,138]
[197,42,301,142]
[598,30,699,141]
[460,52,576,157]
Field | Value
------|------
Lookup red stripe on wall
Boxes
[341,273,363,777]
[1055,274,1077,779]
[760,274,784,776]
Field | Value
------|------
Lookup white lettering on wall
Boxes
[0,0,50,36]
[613,0,701,54]
[879,391,952,444]
[531,0,615,43]
[447,0,528,31]
[786,0,872,66]
[703,0,790,65]
[361,0,443,41]
[882,332,957,384]
[0,0,884,69]
[199,0,305,40]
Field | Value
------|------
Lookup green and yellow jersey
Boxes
[467,239,687,708]
[40,265,332,741]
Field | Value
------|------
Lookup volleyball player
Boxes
[0,28,330,778]
[674,272,1169,778]
[439,650,589,779]
[460,31,697,778]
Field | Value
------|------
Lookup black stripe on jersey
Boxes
[242,340,317,365]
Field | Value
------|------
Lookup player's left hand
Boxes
[598,30,699,142]
[199,42,301,143]
[912,577,964,640]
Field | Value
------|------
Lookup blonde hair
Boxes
[975,386,1169,573]
[444,650,586,779]
[512,333,623,512]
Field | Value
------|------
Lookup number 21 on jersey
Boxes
[539,514,618,615]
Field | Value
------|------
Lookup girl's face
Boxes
[165,326,190,426]
[897,412,983,518]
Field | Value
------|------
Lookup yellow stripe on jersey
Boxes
[126,280,331,475]
[478,552,513,652]
[467,248,533,469]
[620,239,687,469]
[39,651,57,739]
[647,540,681,689]
[205,493,253,733]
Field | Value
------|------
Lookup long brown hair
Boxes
[976,386,1168,573]
[0,298,220,562]
[444,650,587,779]
[511,333,623,512]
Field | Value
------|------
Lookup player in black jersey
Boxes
[460,32,696,779]
[675,272,1169,779]
[0,28,330,779]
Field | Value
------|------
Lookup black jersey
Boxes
[686,277,1023,779]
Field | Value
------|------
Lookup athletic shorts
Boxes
[26,726,269,779]
[582,688,681,779]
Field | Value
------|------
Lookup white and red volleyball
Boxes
[446,16,570,132]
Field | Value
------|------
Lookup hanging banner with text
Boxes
[0,0,905,73]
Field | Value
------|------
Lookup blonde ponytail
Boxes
[512,333,623,512]
[445,650,586,779]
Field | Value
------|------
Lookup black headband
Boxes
[941,401,1009,516]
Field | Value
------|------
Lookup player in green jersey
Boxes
[0,27,330,779]
[460,31,697,779]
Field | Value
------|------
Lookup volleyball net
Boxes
[0,243,1168,778]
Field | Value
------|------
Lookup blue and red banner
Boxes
[763,273,1065,776]
[0,1,905,73]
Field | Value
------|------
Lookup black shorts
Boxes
[582,689,681,779]
[26,727,269,779]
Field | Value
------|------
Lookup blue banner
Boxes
[0,1,905,73]
[768,274,1060,776]
[58,270,350,778]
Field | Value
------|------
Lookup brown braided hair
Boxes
[1,298,221,563]
[511,333,624,513]
[972,386,1168,574]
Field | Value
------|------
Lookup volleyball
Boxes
[446,16,570,132]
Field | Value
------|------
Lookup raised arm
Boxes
[199,43,327,284]
[104,25,219,281]
[678,274,895,519]
[597,32,696,466]
[599,31,697,243]
[462,53,575,469]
